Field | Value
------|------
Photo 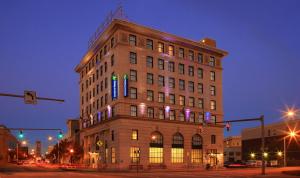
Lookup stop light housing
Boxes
[58,131,63,139]
[18,130,24,139]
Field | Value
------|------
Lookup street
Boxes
[1,165,300,178]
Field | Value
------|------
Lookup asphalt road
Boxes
[0,165,299,178]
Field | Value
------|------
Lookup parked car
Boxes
[246,160,258,167]
[224,161,247,168]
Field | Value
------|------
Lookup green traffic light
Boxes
[58,131,63,139]
[18,131,24,139]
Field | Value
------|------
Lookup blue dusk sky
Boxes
[0,0,300,152]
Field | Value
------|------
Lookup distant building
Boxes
[75,17,228,170]
[66,119,80,145]
[0,125,17,165]
[223,136,241,162]
[35,141,41,157]
[242,119,300,166]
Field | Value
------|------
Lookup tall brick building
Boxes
[75,18,228,169]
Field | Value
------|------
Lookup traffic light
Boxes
[18,130,24,139]
[58,131,63,139]
[226,122,231,131]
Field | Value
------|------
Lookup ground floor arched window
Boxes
[149,131,163,163]
[171,132,184,163]
[191,134,203,164]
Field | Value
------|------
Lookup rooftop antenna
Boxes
[88,4,128,49]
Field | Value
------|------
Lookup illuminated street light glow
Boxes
[48,136,53,141]
[277,151,283,157]
[250,153,255,158]
[70,149,74,153]
[21,140,27,145]
[263,152,268,158]
[289,131,296,137]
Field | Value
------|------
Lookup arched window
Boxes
[95,136,100,150]
[150,131,163,147]
[171,132,184,163]
[149,131,163,164]
[172,132,184,147]
[192,134,203,149]
[191,134,203,164]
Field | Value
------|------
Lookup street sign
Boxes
[24,91,37,104]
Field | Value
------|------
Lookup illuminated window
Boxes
[158,59,164,70]
[147,73,153,84]
[146,56,153,68]
[197,83,203,94]
[188,50,194,61]
[179,95,185,106]
[149,147,163,164]
[209,56,216,66]
[130,105,137,116]
[130,70,137,81]
[210,100,216,110]
[197,68,203,79]
[188,81,194,92]
[168,45,174,56]
[210,86,216,96]
[197,53,203,63]
[158,75,165,86]
[178,63,184,74]
[179,48,184,58]
[131,130,138,140]
[95,136,100,150]
[169,94,175,104]
[210,71,215,81]
[147,107,154,118]
[149,132,163,163]
[191,149,202,163]
[111,147,116,163]
[130,147,140,163]
[169,77,175,88]
[171,133,184,163]
[179,80,185,90]
[168,62,175,72]
[129,34,136,46]
[188,66,194,76]
[146,39,153,50]
[171,148,183,163]
[147,90,154,101]
[158,42,164,53]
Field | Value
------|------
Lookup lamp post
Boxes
[284,131,296,167]
[48,136,61,164]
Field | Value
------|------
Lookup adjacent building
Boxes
[75,19,228,170]
[0,125,17,165]
[242,119,300,166]
[223,136,241,162]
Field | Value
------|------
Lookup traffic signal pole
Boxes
[215,115,265,175]
[0,92,64,103]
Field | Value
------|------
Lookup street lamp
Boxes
[284,130,297,167]
[250,153,255,159]
[48,136,53,141]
